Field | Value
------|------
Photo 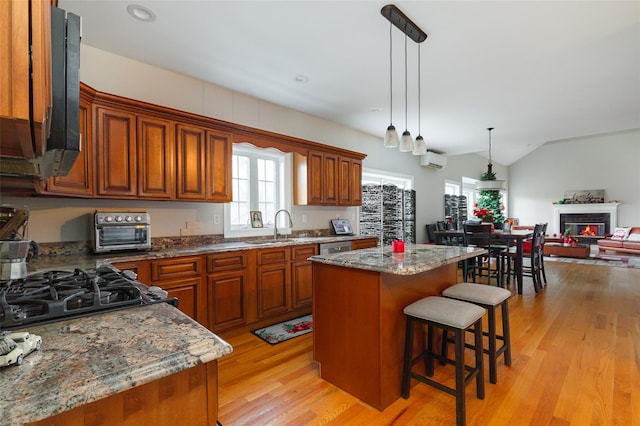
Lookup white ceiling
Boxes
[58,0,640,165]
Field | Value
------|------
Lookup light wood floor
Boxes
[217,261,640,425]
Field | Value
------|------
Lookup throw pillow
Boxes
[626,232,640,241]
[611,227,632,240]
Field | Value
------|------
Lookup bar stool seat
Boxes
[442,283,512,384]
[402,296,486,426]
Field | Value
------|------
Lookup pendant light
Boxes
[412,43,427,155]
[476,127,507,190]
[383,21,399,148]
[398,34,414,152]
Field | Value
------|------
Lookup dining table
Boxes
[433,228,535,294]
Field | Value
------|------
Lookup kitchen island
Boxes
[309,243,485,411]
[0,302,232,426]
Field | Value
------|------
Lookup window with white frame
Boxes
[224,143,292,238]
[361,168,413,189]
[445,180,460,196]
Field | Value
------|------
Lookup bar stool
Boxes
[401,296,486,426]
[442,283,512,384]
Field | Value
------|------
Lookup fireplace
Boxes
[560,213,609,237]
[552,203,620,236]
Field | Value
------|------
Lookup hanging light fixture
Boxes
[412,43,427,155]
[476,127,507,190]
[398,34,414,152]
[381,5,427,153]
[383,21,399,148]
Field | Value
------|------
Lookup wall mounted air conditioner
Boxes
[420,151,447,169]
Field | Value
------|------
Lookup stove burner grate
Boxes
[0,266,174,329]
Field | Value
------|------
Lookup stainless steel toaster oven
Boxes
[92,210,151,253]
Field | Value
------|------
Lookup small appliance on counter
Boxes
[91,210,151,253]
[0,205,39,280]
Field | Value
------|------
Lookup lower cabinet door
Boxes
[207,269,248,331]
[291,260,313,309]
[256,263,290,319]
[158,277,202,323]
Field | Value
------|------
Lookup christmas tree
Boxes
[477,170,505,223]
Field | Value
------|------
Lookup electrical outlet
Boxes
[213,214,221,225]
[302,214,307,223]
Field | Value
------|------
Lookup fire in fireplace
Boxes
[560,213,610,237]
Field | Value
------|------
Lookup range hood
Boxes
[0,6,81,180]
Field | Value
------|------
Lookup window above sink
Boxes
[224,143,293,239]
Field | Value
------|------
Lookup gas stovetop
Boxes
[0,266,177,330]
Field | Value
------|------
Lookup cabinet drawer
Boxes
[291,244,318,261]
[257,247,290,265]
[351,238,379,250]
[151,256,202,281]
[207,251,249,273]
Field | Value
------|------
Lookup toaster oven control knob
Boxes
[115,216,123,222]
[135,215,143,222]
[104,216,113,222]
[125,216,133,222]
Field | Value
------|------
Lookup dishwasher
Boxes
[319,241,352,255]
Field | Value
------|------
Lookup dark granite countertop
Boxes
[0,303,232,426]
[27,235,377,273]
[309,243,486,275]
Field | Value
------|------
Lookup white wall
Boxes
[2,46,499,244]
[508,129,640,229]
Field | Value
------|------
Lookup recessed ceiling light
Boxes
[127,4,156,22]
[294,75,309,84]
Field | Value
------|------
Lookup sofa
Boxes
[597,227,640,255]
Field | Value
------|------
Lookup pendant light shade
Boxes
[413,135,427,155]
[399,130,413,152]
[384,125,400,148]
[476,127,507,190]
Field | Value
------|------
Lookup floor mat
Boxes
[251,314,313,345]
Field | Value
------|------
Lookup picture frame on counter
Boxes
[250,211,263,228]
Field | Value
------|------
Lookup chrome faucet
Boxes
[274,209,293,239]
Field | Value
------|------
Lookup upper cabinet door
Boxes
[350,158,362,206]
[338,156,352,205]
[176,124,207,200]
[323,153,339,205]
[206,130,232,202]
[96,106,137,197]
[137,115,175,199]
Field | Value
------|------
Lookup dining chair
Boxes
[502,223,546,293]
[463,223,505,286]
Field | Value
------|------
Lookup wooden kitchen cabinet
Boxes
[290,244,318,309]
[256,247,291,319]
[44,94,94,196]
[0,0,51,159]
[206,251,252,332]
[350,237,379,250]
[110,259,151,286]
[176,124,232,202]
[95,106,137,197]
[137,114,175,199]
[294,150,363,206]
[95,104,175,199]
[149,256,206,325]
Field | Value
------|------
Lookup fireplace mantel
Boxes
[552,203,620,235]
